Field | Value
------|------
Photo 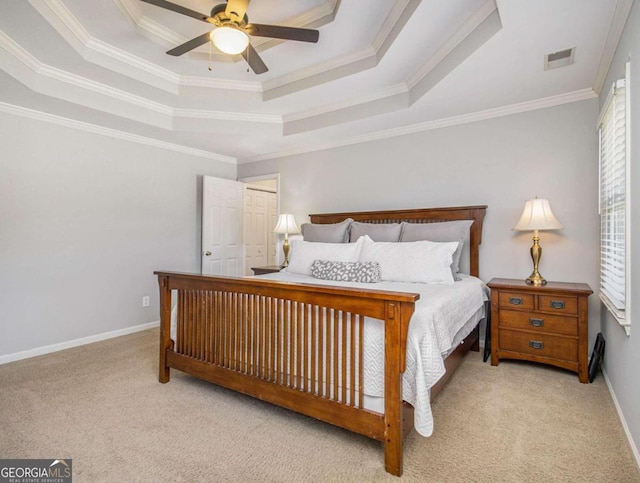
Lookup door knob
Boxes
[204,251,211,256]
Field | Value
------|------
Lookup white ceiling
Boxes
[0,0,633,164]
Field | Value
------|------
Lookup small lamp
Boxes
[512,197,564,286]
[273,214,300,268]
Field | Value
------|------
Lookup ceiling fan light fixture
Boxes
[211,26,249,55]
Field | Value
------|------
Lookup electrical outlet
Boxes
[142,296,150,307]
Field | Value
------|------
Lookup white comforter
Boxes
[255,271,487,437]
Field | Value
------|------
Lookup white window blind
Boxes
[598,74,628,328]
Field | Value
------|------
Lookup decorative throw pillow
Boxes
[400,220,473,280]
[301,218,353,243]
[358,235,457,284]
[285,237,363,276]
[349,222,402,242]
[310,260,382,283]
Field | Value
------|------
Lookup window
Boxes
[598,62,630,334]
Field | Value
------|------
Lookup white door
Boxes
[267,191,278,265]
[202,176,245,276]
[244,188,269,275]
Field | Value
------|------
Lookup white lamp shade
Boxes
[513,198,564,231]
[210,27,249,55]
[273,214,300,235]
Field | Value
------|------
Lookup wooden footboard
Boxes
[155,271,418,476]
[155,204,487,476]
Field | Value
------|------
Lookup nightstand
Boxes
[251,266,282,275]
[487,278,592,383]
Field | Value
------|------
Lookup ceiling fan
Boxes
[139,0,320,74]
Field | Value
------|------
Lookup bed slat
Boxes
[171,286,397,409]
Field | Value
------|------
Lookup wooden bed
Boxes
[155,205,486,476]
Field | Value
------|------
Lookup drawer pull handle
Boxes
[550,300,565,310]
[529,340,544,350]
[529,318,544,328]
[509,297,523,305]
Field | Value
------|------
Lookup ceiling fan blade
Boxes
[139,0,215,25]
[245,24,319,43]
[167,32,211,56]
[225,0,250,23]
[241,43,268,74]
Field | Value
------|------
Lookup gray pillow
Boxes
[310,260,382,283]
[349,222,402,242]
[301,218,352,243]
[400,220,473,279]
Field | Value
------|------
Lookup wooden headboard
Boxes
[309,205,487,278]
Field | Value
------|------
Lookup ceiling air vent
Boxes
[544,47,575,70]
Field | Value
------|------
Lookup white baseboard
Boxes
[0,320,160,365]
[602,367,640,471]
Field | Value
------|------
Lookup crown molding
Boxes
[409,4,501,105]
[0,32,279,130]
[284,83,408,123]
[371,88,598,138]
[173,108,281,124]
[29,0,182,92]
[242,88,598,163]
[261,0,417,100]
[2,2,503,141]
[35,0,89,44]
[30,0,263,94]
[31,0,422,102]
[114,0,182,48]
[0,102,237,164]
[407,0,498,91]
[269,1,501,129]
[371,0,421,59]
[178,74,262,92]
[592,0,634,95]
[0,30,39,70]
[261,46,377,100]
[2,21,480,136]
[282,83,407,135]
[0,31,171,116]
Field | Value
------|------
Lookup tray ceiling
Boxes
[0,0,632,163]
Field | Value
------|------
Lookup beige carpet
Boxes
[1,328,638,482]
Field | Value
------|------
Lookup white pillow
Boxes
[358,235,458,284]
[285,237,364,276]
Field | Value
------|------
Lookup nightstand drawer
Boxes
[499,310,578,336]
[498,292,535,310]
[500,329,578,362]
[537,295,578,315]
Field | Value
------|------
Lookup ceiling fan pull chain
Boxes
[208,38,213,72]
[246,45,250,72]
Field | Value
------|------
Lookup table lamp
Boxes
[512,197,564,286]
[273,214,300,268]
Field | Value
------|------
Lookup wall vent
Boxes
[544,47,575,70]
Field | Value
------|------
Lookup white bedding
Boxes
[255,271,488,437]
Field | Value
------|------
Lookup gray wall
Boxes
[240,100,600,321]
[0,112,236,357]
[597,0,640,463]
